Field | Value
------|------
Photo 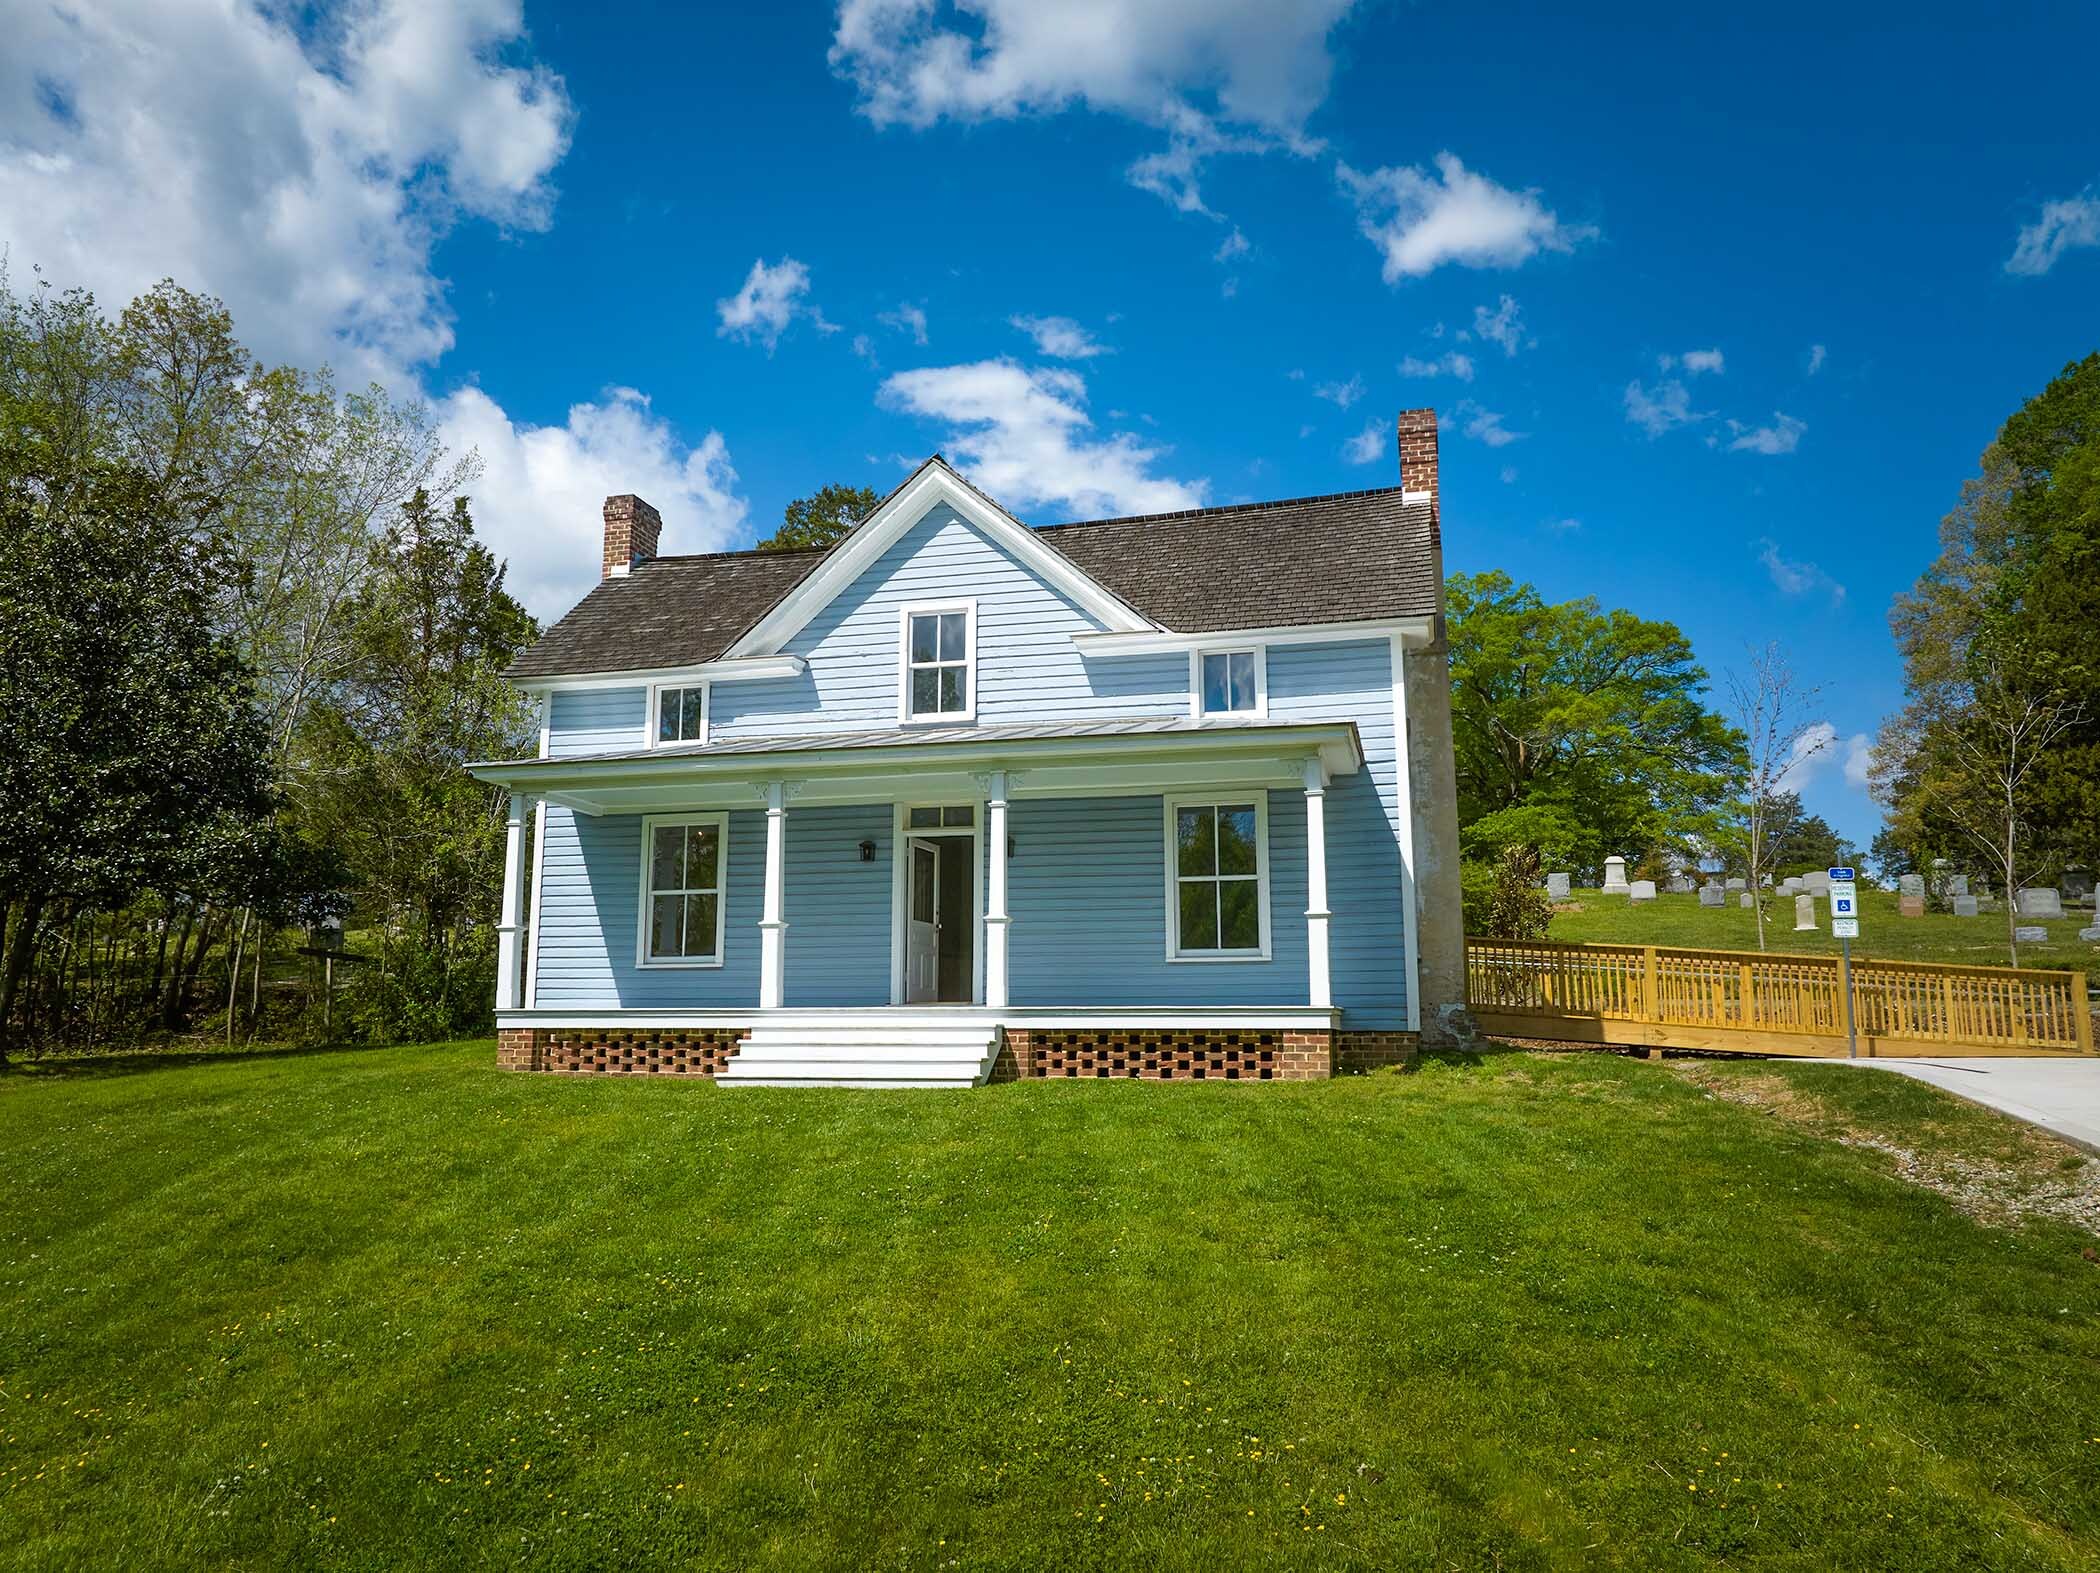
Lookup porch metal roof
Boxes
[468,716,1365,815]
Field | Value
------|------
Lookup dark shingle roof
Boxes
[507,474,1439,681]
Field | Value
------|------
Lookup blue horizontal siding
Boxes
[533,807,765,1007]
[1006,792,1310,1008]
[1271,640,1409,1030]
[547,687,645,757]
[710,502,1188,739]
[782,804,894,1007]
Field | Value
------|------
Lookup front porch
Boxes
[473,718,1414,1085]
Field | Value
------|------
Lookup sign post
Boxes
[1828,867,1860,1059]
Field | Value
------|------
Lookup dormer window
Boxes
[1193,647,1265,721]
[651,683,708,746]
[900,601,975,722]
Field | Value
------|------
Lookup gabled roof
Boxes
[506,463,1440,682]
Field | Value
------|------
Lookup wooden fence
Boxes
[1466,937,2096,1057]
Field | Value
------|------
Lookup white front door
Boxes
[906,837,941,1003]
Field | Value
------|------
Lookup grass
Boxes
[3,1043,2098,1571]
[1549,885,2100,975]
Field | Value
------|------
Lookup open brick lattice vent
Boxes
[541,1030,744,1077]
[1023,1028,1290,1081]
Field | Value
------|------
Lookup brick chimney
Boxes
[602,494,662,578]
[1396,408,1438,511]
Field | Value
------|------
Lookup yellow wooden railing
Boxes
[1465,937,2096,1057]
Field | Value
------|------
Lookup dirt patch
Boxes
[1674,1064,2100,1237]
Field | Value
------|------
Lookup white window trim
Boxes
[646,681,710,749]
[897,598,978,725]
[1189,645,1268,723]
[635,811,729,969]
[1162,792,1272,963]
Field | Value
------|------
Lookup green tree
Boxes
[296,489,538,1037]
[1446,571,1744,869]
[759,483,879,552]
[0,460,273,1059]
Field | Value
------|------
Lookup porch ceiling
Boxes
[468,717,1363,816]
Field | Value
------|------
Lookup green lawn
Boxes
[3,1043,2098,1571]
[1549,885,2100,975]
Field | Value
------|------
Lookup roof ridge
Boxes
[640,543,834,566]
[1036,484,1411,533]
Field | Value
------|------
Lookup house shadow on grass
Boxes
[0,1040,413,1083]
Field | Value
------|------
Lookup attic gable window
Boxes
[1193,647,1266,721]
[651,683,707,746]
[900,600,975,722]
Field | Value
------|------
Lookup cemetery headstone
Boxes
[2015,925,2049,943]
[1794,893,1817,931]
[1667,876,1695,894]
[1629,879,1657,903]
[1803,871,1831,896]
[1739,891,1755,908]
[1725,877,1746,892]
[1546,872,1571,900]
[1952,895,1979,918]
[1698,883,1725,908]
[2017,888,2064,919]
[1601,855,1630,894]
[1898,896,1925,918]
[1780,876,1802,895]
[2079,925,2100,943]
[1898,873,1925,899]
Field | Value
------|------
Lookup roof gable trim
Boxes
[723,460,1156,657]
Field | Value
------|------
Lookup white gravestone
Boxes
[1546,872,1571,900]
[1780,876,1803,895]
[1668,876,1695,894]
[1953,895,1980,918]
[1803,871,1831,896]
[2015,925,2049,943]
[1698,883,1725,908]
[2017,888,2064,919]
[1725,877,1746,892]
[1630,879,1657,903]
[1898,873,1925,899]
[1739,891,1755,908]
[2079,925,2100,943]
[1601,856,1630,894]
[1794,893,1817,931]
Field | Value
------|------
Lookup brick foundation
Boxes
[992,1027,1334,1082]
[495,1028,746,1077]
[1336,1030,1419,1074]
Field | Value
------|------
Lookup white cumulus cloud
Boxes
[1727,413,1806,455]
[878,358,1206,518]
[1623,378,1705,437]
[1470,295,1524,356]
[0,0,573,387]
[1342,418,1386,465]
[716,257,837,352]
[829,0,1359,218]
[1758,537,1844,603]
[1336,153,1594,282]
[1398,353,1474,382]
[1663,347,1724,375]
[1313,374,1366,408]
[1010,314,1111,359]
[439,386,750,621]
[1452,400,1523,447]
[2005,185,2100,276]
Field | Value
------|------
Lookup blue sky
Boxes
[6,2,2099,849]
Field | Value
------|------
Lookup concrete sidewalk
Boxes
[1854,1057,2100,1153]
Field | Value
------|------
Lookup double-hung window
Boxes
[652,683,707,746]
[1167,796,1269,960]
[639,814,726,967]
[901,602,975,722]
[1193,647,1264,720]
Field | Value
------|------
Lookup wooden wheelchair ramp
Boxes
[1466,937,2096,1058]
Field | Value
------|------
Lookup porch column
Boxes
[1302,758,1332,1010]
[759,780,788,1009]
[495,791,528,1011]
[984,770,1010,1009]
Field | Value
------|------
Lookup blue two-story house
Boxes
[469,408,1466,1086]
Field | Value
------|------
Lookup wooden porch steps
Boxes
[717,1021,999,1089]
